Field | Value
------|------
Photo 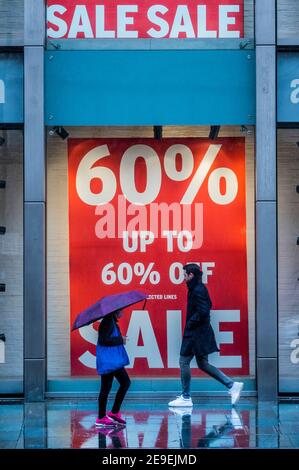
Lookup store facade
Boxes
[45,0,257,397]
[1,0,297,401]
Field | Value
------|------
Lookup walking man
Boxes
[168,263,243,407]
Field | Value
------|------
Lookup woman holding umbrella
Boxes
[72,290,147,428]
[95,309,131,428]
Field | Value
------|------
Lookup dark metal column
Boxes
[24,0,46,402]
[255,0,278,400]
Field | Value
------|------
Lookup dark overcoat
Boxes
[180,278,219,357]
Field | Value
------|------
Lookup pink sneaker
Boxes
[95,416,117,427]
[95,427,113,437]
[107,411,126,425]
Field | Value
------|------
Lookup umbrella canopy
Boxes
[71,290,147,331]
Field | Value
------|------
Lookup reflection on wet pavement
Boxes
[0,399,298,449]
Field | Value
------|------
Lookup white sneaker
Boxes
[230,408,243,429]
[228,381,244,406]
[168,395,193,407]
[169,406,193,417]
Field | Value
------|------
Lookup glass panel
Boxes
[0,53,23,125]
[0,0,23,44]
[278,0,299,42]
[244,0,254,40]
[278,129,299,393]
[47,125,255,392]
[0,129,23,393]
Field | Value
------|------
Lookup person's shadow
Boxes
[169,407,243,448]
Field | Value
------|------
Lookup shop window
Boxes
[0,130,23,392]
[278,129,299,393]
[47,125,256,392]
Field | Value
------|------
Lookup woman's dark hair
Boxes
[183,263,203,280]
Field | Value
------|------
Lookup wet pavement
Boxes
[0,398,299,449]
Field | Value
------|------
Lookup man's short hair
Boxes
[183,263,203,280]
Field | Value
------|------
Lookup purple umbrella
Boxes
[71,290,147,331]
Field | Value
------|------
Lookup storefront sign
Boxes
[0,54,23,123]
[68,138,249,376]
[45,50,255,126]
[47,1,244,39]
[278,53,299,122]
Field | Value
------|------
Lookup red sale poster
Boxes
[47,1,244,39]
[68,138,249,376]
